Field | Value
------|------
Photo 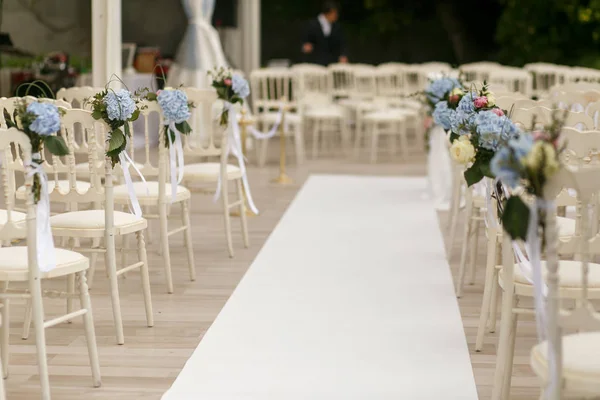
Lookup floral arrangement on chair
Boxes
[490,111,565,240]
[87,88,142,166]
[3,99,69,202]
[446,83,520,186]
[140,87,194,148]
[208,67,250,126]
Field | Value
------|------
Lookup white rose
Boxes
[450,136,476,165]
[450,87,464,97]
[486,92,496,107]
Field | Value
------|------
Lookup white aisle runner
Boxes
[163,175,478,400]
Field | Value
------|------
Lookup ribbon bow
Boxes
[118,151,148,218]
[166,122,185,203]
[27,154,56,272]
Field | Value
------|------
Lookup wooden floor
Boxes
[5,146,540,400]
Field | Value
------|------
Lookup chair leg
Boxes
[105,229,124,345]
[340,118,351,156]
[399,122,409,159]
[353,120,363,158]
[88,239,101,289]
[475,235,497,351]
[370,125,380,164]
[66,274,75,323]
[21,298,32,340]
[120,234,130,278]
[136,231,154,327]
[0,299,9,378]
[491,293,516,400]
[77,271,101,387]
[181,200,196,282]
[456,200,474,298]
[468,216,480,285]
[159,203,174,294]
[501,309,519,400]
[488,244,502,333]
[312,120,320,159]
[0,357,6,400]
[29,273,50,399]
[222,180,234,258]
[237,180,250,248]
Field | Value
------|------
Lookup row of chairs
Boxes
[446,87,600,398]
[0,86,254,398]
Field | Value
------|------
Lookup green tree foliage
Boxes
[496,0,600,66]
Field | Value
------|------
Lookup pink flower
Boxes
[448,94,460,105]
[157,90,162,95]
[423,116,433,129]
[473,96,488,108]
[224,79,232,86]
[533,131,549,141]
[491,108,504,117]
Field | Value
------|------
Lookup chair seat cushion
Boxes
[305,106,345,119]
[50,210,146,237]
[113,181,190,204]
[531,332,600,391]
[505,260,600,288]
[183,162,242,182]
[16,180,91,200]
[364,110,407,122]
[0,246,88,281]
[76,161,145,176]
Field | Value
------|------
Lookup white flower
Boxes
[450,87,464,97]
[522,141,559,177]
[450,135,476,165]
[486,92,496,107]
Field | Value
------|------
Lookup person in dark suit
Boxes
[301,1,348,66]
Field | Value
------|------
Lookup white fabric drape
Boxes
[168,0,228,88]
[427,125,453,210]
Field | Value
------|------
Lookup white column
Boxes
[92,0,122,88]
[241,0,261,76]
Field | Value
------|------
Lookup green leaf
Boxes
[123,122,131,138]
[464,164,484,187]
[175,121,192,135]
[449,131,459,143]
[3,109,15,128]
[91,110,103,120]
[146,92,157,101]
[130,109,140,122]
[44,135,69,156]
[108,128,125,152]
[501,196,530,241]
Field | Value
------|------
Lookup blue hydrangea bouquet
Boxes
[3,99,69,202]
[208,67,250,126]
[87,88,142,166]
[444,83,520,186]
[491,111,566,240]
[141,87,193,147]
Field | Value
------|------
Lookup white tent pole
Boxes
[251,0,261,71]
[92,0,107,87]
[241,0,261,75]
[92,0,122,88]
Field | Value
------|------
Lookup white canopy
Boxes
[168,0,228,88]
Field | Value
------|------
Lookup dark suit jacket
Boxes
[302,17,346,66]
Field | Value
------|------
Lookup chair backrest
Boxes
[496,95,526,111]
[510,106,552,129]
[513,99,556,110]
[133,100,162,179]
[50,108,108,206]
[375,64,404,97]
[563,111,595,130]
[182,87,221,158]
[56,87,104,110]
[0,128,32,241]
[352,65,376,100]
[489,68,532,96]
[290,64,329,98]
[559,128,600,166]
[328,63,356,98]
[250,68,296,112]
[0,97,71,129]
[585,101,600,128]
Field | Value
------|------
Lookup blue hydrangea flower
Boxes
[432,101,455,131]
[232,74,250,98]
[457,92,476,113]
[158,89,191,124]
[508,134,534,160]
[425,77,462,104]
[104,89,136,121]
[27,102,61,136]
[450,92,480,135]
[476,111,520,150]
[490,147,520,188]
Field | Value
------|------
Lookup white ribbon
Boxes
[118,151,148,218]
[214,102,259,215]
[166,122,185,203]
[247,104,285,140]
[27,154,56,272]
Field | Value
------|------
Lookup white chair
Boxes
[530,165,600,399]
[250,68,306,166]
[0,127,100,398]
[182,87,249,258]
[47,108,154,345]
[360,109,408,163]
[291,63,329,97]
[113,100,195,294]
[375,64,405,97]
[328,63,356,98]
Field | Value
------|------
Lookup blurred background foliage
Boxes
[261,0,600,68]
